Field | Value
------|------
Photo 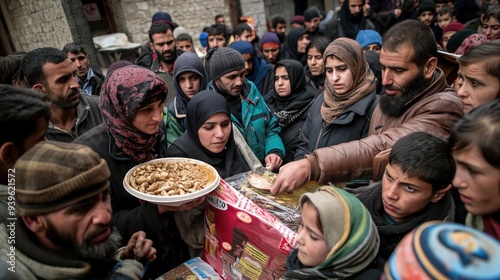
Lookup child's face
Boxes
[296,202,328,267]
[418,11,435,26]
[452,144,500,216]
[382,163,446,222]
[437,13,454,29]
[177,40,193,52]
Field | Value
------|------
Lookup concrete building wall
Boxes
[4,0,72,51]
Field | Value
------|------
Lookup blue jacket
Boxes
[208,79,285,162]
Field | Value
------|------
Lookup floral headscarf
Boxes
[100,65,167,163]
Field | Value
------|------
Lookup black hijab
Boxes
[339,0,369,39]
[166,90,249,178]
[264,59,316,127]
[284,28,309,65]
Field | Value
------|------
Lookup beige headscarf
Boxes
[321,37,377,124]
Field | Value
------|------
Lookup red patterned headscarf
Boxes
[100,65,167,163]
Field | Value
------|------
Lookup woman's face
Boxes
[325,56,354,95]
[178,71,201,99]
[198,112,231,153]
[297,34,310,53]
[452,144,500,216]
[456,60,500,113]
[481,16,500,40]
[296,201,327,267]
[274,66,291,97]
[132,100,164,134]
[307,47,325,77]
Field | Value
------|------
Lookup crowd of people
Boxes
[0,0,500,278]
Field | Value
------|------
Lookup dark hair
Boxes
[208,24,229,42]
[0,85,51,146]
[22,47,68,86]
[382,20,437,68]
[233,23,252,37]
[0,52,26,85]
[305,37,330,57]
[457,40,500,91]
[215,14,224,21]
[176,33,193,43]
[483,4,500,22]
[389,132,455,192]
[62,42,87,56]
[148,22,173,43]
[437,6,454,16]
[449,99,500,169]
[272,16,286,28]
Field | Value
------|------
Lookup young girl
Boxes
[449,99,500,240]
[305,37,329,97]
[264,59,316,164]
[294,37,379,160]
[283,28,310,66]
[283,186,380,279]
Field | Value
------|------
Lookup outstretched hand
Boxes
[270,159,310,195]
[121,231,157,263]
[265,154,283,172]
[157,196,205,214]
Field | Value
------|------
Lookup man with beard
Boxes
[270,20,463,195]
[137,21,183,106]
[205,47,285,171]
[22,47,102,142]
[322,0,376,41]
[0,141,156,279]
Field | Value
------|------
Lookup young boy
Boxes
[358,132,455,261]
[436,7,457,29]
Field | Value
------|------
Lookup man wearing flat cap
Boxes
[0,141,156,279]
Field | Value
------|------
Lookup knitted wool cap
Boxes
[205,47,245,81]
[199,32,209,48]
[356,29,383,49]
[260,32,281,49]
[291,15,305,26]
[443,22,464,35]
[446,29,477,53]
[173,26,188,39]
[15,141,110,216]
[384,221,500,279]
[152,11,174,29]
[418,0,437,16]
[304,8,320,22]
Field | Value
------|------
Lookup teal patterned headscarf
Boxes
[283,186,380,279]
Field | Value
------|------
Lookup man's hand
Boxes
[270,159,310,195]
[157,196,205,214]
[121,231,157,263]
[265,154,283,172]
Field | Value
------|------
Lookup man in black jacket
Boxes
[63,42,104,96]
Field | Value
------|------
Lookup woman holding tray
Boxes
[74,65,200,279]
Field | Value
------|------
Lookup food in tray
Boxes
[128,161,216,196]
[247,173,273,190]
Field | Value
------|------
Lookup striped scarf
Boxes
[283,186,379,279]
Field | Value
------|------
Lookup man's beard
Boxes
[46,220,122,261]
[48,88,80,110]
[379,70,431,117]
[156,49,176,64]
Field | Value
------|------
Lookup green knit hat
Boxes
[15,141,110,216]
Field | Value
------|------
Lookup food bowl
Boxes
[123,157,220,207]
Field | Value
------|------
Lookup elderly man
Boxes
[0,141,156,279]
[271,20,463,194]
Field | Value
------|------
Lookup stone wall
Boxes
[4,0,72,51]
[108,0,230,48]
[240,0,267,37]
